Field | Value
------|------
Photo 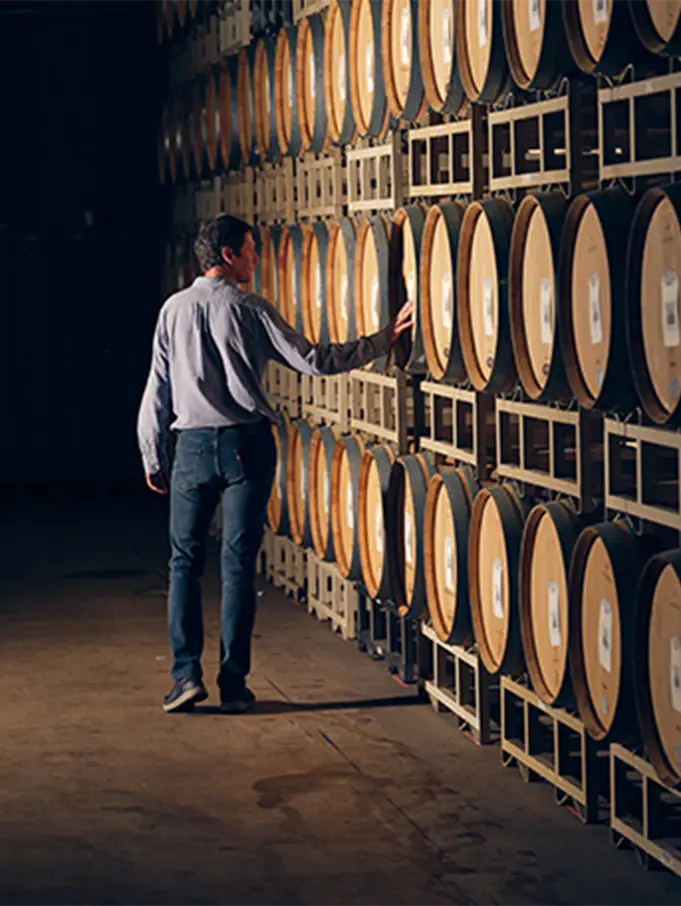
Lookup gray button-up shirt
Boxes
[137,275,391,474]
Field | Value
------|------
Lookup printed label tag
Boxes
[323,469,329,513]
[443,5,452,64]
[478,0,488,48]
[405,511,413,566]
[375,501,383,555]
[275,461,282,494]
[548,581,561,648]
[406,270,416,304]
[593,0,608,26]
[366,44,374,94]
[483,277,494,337]
[371,275,380,328]
[291,268,297,309]
[288,68,294,108]
[540,277,553,345]
[492,558,503,619]
[445,535,454,591]
[315,262,322,309]
[589,272,603,345]
[338,53,346,102]
[400,6,410,65]
[598,598,612,673]
[300,459,305,493]
[266,74,271,115]
[671,635,681,714]
[341,273,349,320]
[529,0,541,32]
[346,481,354,530]
[661,269,680,348]
[309,52,316,99]
[442,272,452,330]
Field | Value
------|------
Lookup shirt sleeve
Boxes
[257,298,391,376]
[137,308,173,474]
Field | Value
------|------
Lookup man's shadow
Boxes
[181,695,425,716]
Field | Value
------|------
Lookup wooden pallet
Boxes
[301,374,351,431]
[357,593,431,686]
[296,150,347,220]
[421,623,499,745]
[496,399,602,510]
[257,526,275,578]
[348,369,415,454]
[264,361,302,417]
[488,81,598,195]
[254,159,296,224]
[419,383,494,476]
[347,134,405,214]
[219,0,251,56]
[292,0,330,23]
[407,108,484,200]
[307,552,358,640]
[222,169,255,226]
[271,535,306,599]
[501,676,609,824]
[599,68,681,183]
[610,744,681,877]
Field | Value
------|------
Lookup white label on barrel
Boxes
[478,0,488,48]
[366,44,374,94]
[443,5,452,65]
[671,635,681,714]
[288,67,294,107]
[442,272,452,330]
[492,557,503,619]
[548,581,561,648]
[323,469,330,513]
[371,275,380,328]
[341,273,349,320]
[589,272,603,345]
[266,74,271,115]
[593,0,608,26]
[598,598,612,673]
[661,269,680,348]
[338,54,346,102]
[315,262,322,309]
[405,511,414,566]
[346,481,354,529]
[483,277,494,337]
[375,501,383,554]
[300,458,305,493]
[309,51,316,99]
[529,0,541,32]
[445,535,454,591]
[540,277,553,345]
[291,268,297,310]
[407,270,416,304]
[275,460,282,494]
[400,6,410,65]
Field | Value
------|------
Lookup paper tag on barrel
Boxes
[529,0,541,32]
[442,272,452,331]
[341,273,349,320]
[309,51,316,99]
[366,45,374,94]
[492,557,503,619]
[483,277,494,337]
[589,272,603,345]
[548,581,561,648]
[315,262,322,310]
[445,536,454,592]
[598,598,612,673]
[443,5,452,64]
[593,0,608,26]
[338,54,346,103]
[323,469,330,513]
[371,275,380,329]
[540,277,553,346]
[478,0,488,48]
[405,511,414,566]
[661,269,680,348]
[671,635,681,714]
[400,7,410,65]
[375,502,383,555]
[346,481,354,530]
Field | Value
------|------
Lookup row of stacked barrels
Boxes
[253,185,681,427]
[158,0,681,185]
[267,413,681,790]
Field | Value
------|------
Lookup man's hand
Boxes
[146,471,169,494]
[384,300,415,346]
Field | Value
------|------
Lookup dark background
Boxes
[0,0,163,498]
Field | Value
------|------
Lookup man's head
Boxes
[194,215,258,284]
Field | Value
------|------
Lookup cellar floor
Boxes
[1,502,679,906]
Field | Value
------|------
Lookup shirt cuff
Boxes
[369,328,392,360]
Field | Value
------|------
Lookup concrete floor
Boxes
[1,503,680,906]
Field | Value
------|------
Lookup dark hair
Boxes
[194,214,253,271]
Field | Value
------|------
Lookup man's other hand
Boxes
[146,471,169,494]
[384,300,415,346]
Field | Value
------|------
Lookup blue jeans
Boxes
[168,421,276,691]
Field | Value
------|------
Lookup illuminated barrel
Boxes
[296,12,327,153]
[287,419,315,549]
[501,0,572,90]
[267,413,292,537]
[354,215,391,371]
[349,0,390,138]
[309,425,339,562]
[456,0,511,103]
[418,0,465,115]
[326,218,357,344]
[324,0,356,146]
[274,25,303,157]
[301,221,330,344]
[254,37,279,163]
[331,434,367,580]
[563,0,640,75]
[389,204,428,374]
[381,0,426,120]
[358,443,396,600]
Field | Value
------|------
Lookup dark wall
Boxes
[0,1,163,492]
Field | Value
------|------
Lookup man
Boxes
[137,214,414,714]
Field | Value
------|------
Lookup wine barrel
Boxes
[630,0,681,56]
[558,188,636,412]
[469,483,530,676]
[501,0,572,90]
[381,0,425,120]
[386,453,437,619]
[219,58,240,171]
[569,520,646,744]
[420,202,466,383]
[458,198,516,393]
[254,38,279,164]
[274,26,303,157]
[331,434,366,580]
[563,0,640,75]
[418,0,465,115]
[296,12,327,153]
[519,500,583,707]
[192,77,209,180]
[354,215,391,371]
[259,224,282,307]
[287,419,315,548]
[424,465,480,645]
[326,218,357,344]
[358,443,396,600]
[267,413,292,537]
[349,0,390,138]
[390,204,428,374]
[456,0,510,104]
[635,549,681,788]
[309,424,338,561]
[626,184,681,426]
[179,86,194,182]
[278,224,306,333]
[324,0,356,146]
[301,221,330,344]
[237,46,258,165]
[509,192,570,402]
